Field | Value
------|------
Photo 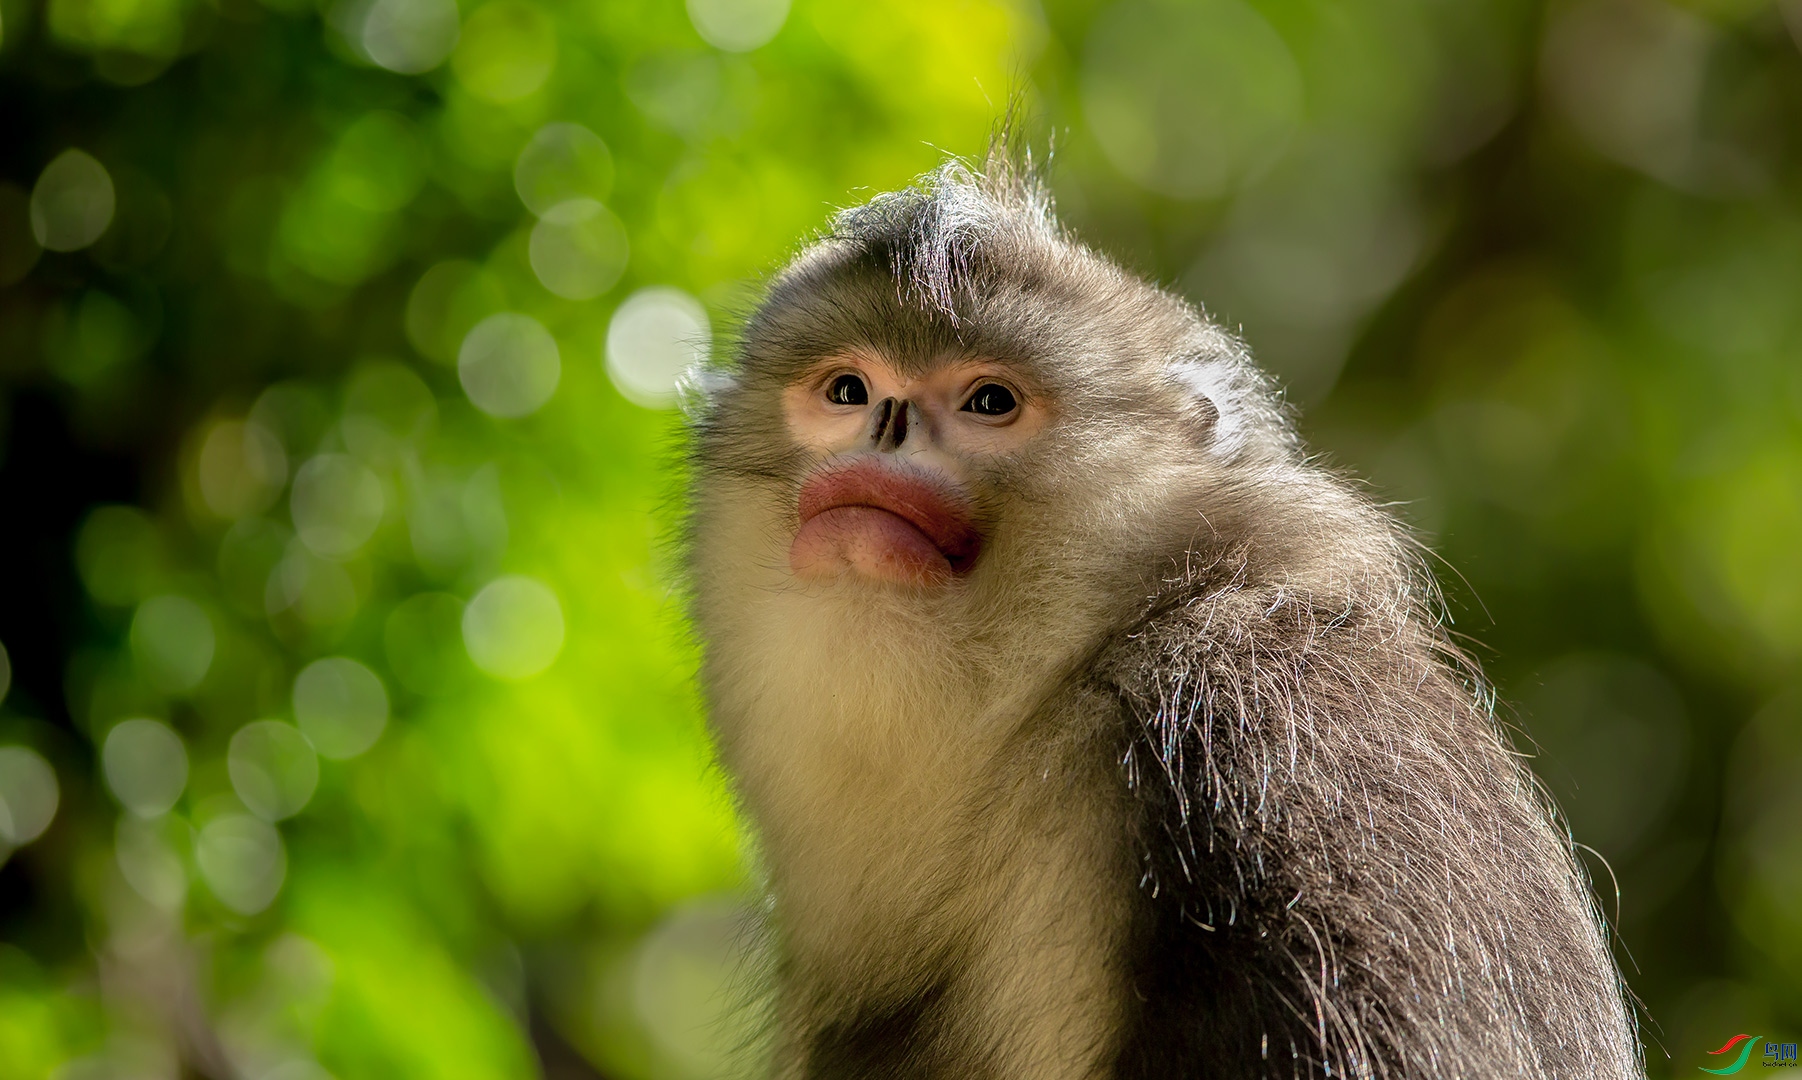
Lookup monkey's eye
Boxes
[826,374,868,406]
[962,383,1017,417]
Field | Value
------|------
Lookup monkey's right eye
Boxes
[826,374,869,406]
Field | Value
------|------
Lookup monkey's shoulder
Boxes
[1088,574,1503,833]
[1094,577,1457,714]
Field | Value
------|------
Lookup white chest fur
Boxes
[697,559,1133,1078]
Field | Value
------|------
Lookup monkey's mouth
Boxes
[790,460,982,586]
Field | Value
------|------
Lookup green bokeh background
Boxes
[1,0,1799,1075]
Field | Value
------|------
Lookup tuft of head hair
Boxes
[827,147,1060,324]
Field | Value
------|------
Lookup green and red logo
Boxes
[1700,1034,1799,1073]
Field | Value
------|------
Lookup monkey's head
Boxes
[686,156,1309,661]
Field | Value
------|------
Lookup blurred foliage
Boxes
[0,0,1798,1075]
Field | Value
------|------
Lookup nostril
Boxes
[869,398,920,452]
[868,398,896,446]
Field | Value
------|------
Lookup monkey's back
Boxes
[1098,563,1641,1079]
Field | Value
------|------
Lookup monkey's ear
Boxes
[1166,357,1224,449]
[677,364,737,419]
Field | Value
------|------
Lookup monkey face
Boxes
[780,352,1051,587]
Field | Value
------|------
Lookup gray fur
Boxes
[685,152,1643,1079]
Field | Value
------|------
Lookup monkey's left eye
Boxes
[962,383,1017,417]
[826,374,869,406]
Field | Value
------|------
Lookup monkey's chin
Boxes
[790,507,958,587]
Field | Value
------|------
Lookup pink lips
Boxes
[790,460,982,585]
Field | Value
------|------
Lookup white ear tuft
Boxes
[1168,357,1247,458]
[678,364,737,420]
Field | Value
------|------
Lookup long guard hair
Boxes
[685,147,1644,1079]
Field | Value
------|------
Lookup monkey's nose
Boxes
[869,397,921,452]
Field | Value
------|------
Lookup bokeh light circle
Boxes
[229,720,320,822]
[292,657,389,760]
[0,746,59,846]
[115,816,186,910]
[341,361,437,463]
[686,0,790,52]
[452,1,556,103]
[30,149,115,252]
[290,453,386,557]
[328,113,427,214]
[528,198,628,300]
[249,382,333,469]
[102,719,189,818]
[632,899,766,1073]
[406,259,507,364]
[266,541,361,628]
[458,312,561,418]
[462,575,564,680]
[514,123,614,216]
[360,0,461,74]
[195,813,286,914]
[129,595,215,692]
[605,287,710,409]
[76,505,162,608]
[385,592,469,695]
[198,419,288,519]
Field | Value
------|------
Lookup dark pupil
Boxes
[827,374,868,406]
[966,383,1016,416]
